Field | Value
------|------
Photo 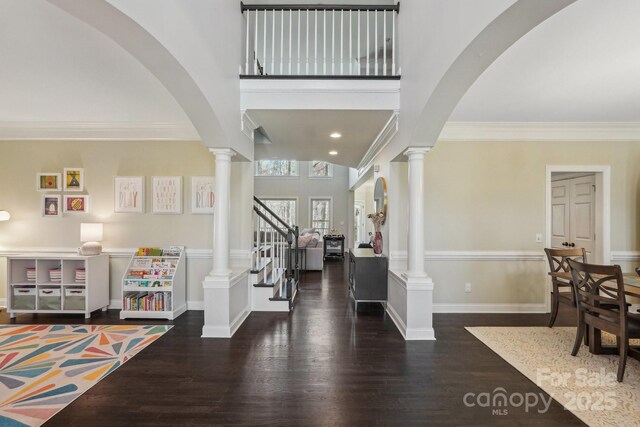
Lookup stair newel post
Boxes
[286,229,294,298]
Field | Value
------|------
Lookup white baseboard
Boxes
[0,298,6,308]
[386,302,407,339]
[108,299,122,309]
[186,300,204,310]
[433,303,547,313]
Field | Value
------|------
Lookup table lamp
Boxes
[80,223,103,256]
[0,210,10,221]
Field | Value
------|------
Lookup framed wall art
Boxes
[114,176,144,213]
[152,176,182,214]
[37,173,61,191]
[63,195,90,213]
[63,168,84,192]
[42,195,61,217]
[191,176,215,214]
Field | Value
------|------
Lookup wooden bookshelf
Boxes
[120,247,186,320]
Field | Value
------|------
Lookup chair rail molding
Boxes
[389,250,545,262]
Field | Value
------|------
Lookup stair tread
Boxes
[254,268,285,287]
[250,258,272,274]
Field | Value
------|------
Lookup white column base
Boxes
[202,269,251,338]
[387,270,435,341]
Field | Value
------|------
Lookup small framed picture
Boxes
[152,176,182,214]
[63,168,84,192]
[115,176,144,213]
[191,176,215,214]
[42,195,61,217]
[63,195,90,213]
[37,173,61,191]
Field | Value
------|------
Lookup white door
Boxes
[551,175,596,259]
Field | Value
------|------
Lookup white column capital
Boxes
[209,148,237,159]
[403,146,431,159]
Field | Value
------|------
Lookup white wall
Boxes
[254,162,350,240]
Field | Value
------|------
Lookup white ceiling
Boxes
[0,0,192,124]
[249,109,394,167]
[451,0,640,122]
[3,0,640,160]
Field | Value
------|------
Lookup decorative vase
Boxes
[373,231,383,255]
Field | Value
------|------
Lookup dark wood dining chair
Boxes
[544,248,586,328]
[567,259,640,382]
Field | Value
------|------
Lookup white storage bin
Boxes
[64,287,86,311]
[12,286,36,310]
[38,288,62,310]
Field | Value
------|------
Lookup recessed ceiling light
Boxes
[330,132,342,139]
[329,150,338,156]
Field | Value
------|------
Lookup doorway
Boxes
[545,165,611,310]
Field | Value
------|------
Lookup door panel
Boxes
[550,174,596,257]
[570,175,595,257]
[551,181,570,248]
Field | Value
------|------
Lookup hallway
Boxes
[2,260,583,426]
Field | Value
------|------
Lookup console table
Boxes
[348,248,388,310]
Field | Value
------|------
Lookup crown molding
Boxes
[0,121,200,141]
[439,122,640,142]
[240,110,259,142]
[357,111,399,172]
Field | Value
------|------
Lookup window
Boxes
[255,160,298,177]
[310,198,332,237]
[309,161,333,178]
[263,199,297,227]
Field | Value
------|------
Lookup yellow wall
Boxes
[423,140,640,305]
[0,140,216,304]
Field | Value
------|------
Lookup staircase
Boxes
[251,196,299,311]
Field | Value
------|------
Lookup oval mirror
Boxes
[374,176,387,225]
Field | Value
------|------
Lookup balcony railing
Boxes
[241,3,400,78]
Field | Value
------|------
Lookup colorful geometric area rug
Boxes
[467,327,640,427]
[0,324,172,427]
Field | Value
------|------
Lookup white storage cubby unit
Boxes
[120,248,186,320]
[7,253,109,319]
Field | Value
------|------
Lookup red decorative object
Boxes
[373,231,383,255]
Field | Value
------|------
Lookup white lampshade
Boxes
[80,223,103,242]
[0,210,10,221]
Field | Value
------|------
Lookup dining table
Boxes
[549,270,640,359]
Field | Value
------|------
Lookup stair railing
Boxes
[253,196,300,298]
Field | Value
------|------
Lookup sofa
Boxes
[293,228,323,271]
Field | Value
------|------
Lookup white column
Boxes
[210,148,235,277]
[399,146,435,341]
[404,147,430,278]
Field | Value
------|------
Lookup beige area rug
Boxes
[466,327,640,427]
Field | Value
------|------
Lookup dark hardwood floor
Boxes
[1,260,584,426]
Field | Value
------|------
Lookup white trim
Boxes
[186,300,204,310]
[0,121,199,141]
[611,251,640,262]
[0,298,6,308]
[389,250,545,262]
[433,303,547,313]
[545,165,611,312]
[0,247,220,260]
[241,110,259,142]
[440,122,640,142]
[386,302,407,339]
[108,299,122,309]
[358,111,399,173]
